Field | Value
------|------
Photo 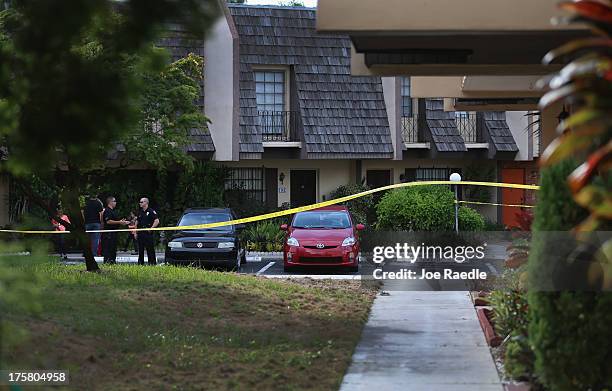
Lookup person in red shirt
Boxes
[51,208,71,259]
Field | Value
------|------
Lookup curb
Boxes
[476,307,502,347]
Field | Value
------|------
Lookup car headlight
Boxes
[342,236,356,246]
[287,237,299,247]
[218,242,235,249]
[168,241,183,248]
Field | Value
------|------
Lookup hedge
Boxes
[527,159,611,391]
[376,185,484,231]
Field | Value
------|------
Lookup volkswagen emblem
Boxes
[196,242,203,248]
[316,243,325,249]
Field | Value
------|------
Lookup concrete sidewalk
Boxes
[340,290,502,391]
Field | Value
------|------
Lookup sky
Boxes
[246,0,318,7]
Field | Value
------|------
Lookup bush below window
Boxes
[458,206,485,231]
[242,220,286,252]
[328,183,375,225]
[375,185,484,231]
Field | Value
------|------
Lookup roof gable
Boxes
[229,5,393,159]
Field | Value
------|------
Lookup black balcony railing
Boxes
[454,112,479,143]
[258,110,300,142]
[401,114,422,143]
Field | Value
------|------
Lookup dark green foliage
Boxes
[489,290,534,381]
[122,53,209,171]
[243,220,286,252]
[171,162,226,223]
[483,219,506,231]
[224,189,270,219]
[463,163,495,202]
[376,185,454,231]
[528,160,589,287]
[528,292,612,390]
[528,160,611,391]
[504,335,535,381]
[0,241,46,368]
[86,170,157,217]
[532,160,588,232]
[458,206,485,231]
[0,0,220,270]
[328,183,375,225]
[489,291,529,338]
[376,185,485,231]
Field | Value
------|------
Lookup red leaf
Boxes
[559,1,612,24]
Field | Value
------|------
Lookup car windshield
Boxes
[292,211,351,229]
[178,213,233,231]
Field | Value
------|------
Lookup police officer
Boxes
[136,197,160,265]
[102,196,129,264]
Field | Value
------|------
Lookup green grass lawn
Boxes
[3,263,375,391]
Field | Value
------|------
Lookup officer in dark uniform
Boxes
[102,196,129,264]
[136,197,160,265]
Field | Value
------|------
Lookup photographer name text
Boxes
[373,268,487,280]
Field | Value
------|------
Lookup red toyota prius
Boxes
[281,206,364,272]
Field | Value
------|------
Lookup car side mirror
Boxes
[356,223,365,231]
[280,224,288,231]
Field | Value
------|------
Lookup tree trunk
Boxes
[62,188,99,272]
[62,166,100,272]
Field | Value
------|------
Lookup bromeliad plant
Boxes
[539,0,612,232]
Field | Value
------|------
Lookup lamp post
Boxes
[449,172,462,233]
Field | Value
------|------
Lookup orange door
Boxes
[502,168,525,228]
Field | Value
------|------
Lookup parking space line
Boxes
[256,261,275,276]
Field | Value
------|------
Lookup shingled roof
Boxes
[157,25,215,153]
[228,5,394,159]
[483,112,519,154]
[425,99,468,152]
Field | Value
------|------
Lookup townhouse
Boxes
[0,3,540,227]
[201,3,539,226]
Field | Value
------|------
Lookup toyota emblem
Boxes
[197,242,203,248]
[316,243,325,249]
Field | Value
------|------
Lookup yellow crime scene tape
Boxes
[0,180,539,235]
[456,200,535,208]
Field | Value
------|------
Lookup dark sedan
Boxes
[165,208,245,270]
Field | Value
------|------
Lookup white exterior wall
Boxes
[223,159,353,206]
[381,77,402,160]
[204,15,235,161]
[506,111,532,161]
[222,158,499,223]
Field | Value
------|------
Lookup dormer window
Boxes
[255,71,286,114]
[400,76,413,117]
[400,76,421,143]
[254,68,297,142]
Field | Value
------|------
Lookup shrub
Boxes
[527,160,611,391]
[458,206,485,231]
[328,183,375,225]
[489,289,533,382]
[376,185,485,231]
[489,290,529,338]
[243,220,285,252]
[504,335,535,381]
[376,185,454,231]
